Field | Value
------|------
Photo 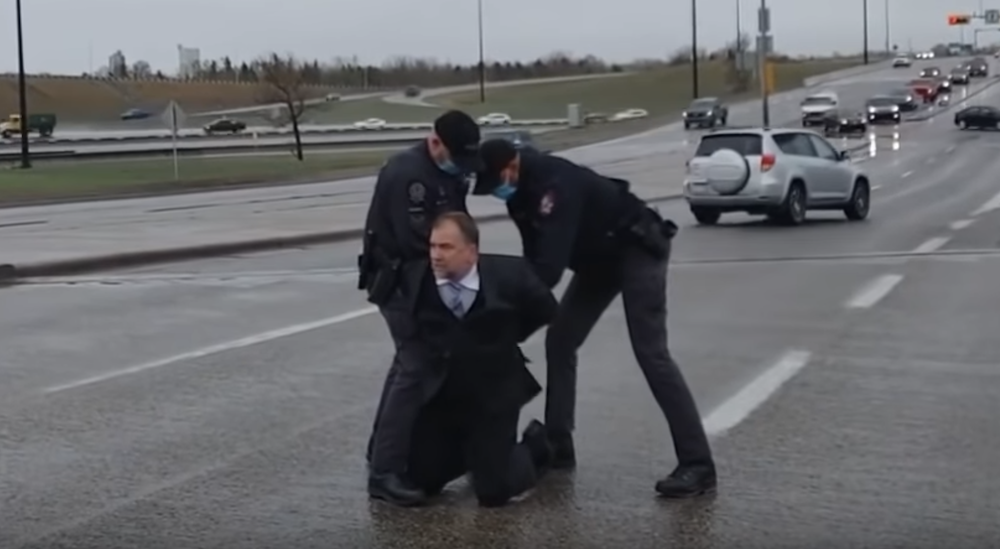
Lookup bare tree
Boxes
[131,60,152,79]
[256,53,309,161]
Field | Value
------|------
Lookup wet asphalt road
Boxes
[4,67,1000,547]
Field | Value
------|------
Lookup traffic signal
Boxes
[948,14,971,25]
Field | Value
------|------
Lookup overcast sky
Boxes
[0,0,989,74]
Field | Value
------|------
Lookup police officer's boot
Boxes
[521,419,554,471]
[368,473,428,507]
[654,464,717,499]
[547,430,576,470]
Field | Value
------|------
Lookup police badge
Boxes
[407,181,426,203]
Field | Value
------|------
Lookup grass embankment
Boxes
[0,59,862,204]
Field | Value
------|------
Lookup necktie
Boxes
[444,281,466,317]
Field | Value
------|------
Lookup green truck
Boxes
[0,113,57,139]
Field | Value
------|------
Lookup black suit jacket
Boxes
[396,254,558,414]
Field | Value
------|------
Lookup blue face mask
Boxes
[491,181,517,201]
[436,158,462,175]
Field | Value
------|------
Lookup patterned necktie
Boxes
[444,281,466,317]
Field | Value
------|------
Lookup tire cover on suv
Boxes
[705,148,751,195]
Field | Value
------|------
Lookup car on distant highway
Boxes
[324,93,341,102]
[949,67,971,85]
[865,96,901,124]
[404,86,421,98]
[886,88,919,111]
[353,118,387,130]
[821,108,867,136]
[916,51,935,59]
[799,92,839,127]
[892,56,912,68]
[968,57,989,77]
[682,127,870,226]
[611,108,650,122]
[954,105,1000,129]
[203,117,246,135]
[920,67,942,77]
[484,129,541,150]
[477,112,512,126]
[120,108,150,121]
[682,98,726,129]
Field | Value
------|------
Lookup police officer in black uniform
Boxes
[358,110,483,505]
[473,138,717,498]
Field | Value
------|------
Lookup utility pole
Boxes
[477,0,486,103]
[15,0,31,169]
[863,0,870,64]
[758,0,771,126]
[884,0,890,56]
[691,0,700,98]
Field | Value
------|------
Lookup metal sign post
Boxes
[757,0,772,127]
[160,100,186,180]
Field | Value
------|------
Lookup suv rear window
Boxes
[694,134,762,157]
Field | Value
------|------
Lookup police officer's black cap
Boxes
[472,138,518,195]
[434,110,483,172]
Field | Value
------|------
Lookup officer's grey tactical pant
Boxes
[366,304,425,475]
[544,243,714,467]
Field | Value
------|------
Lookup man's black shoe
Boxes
[368,473,428,507]
[655,465,717,499]
[547,431,576,470]
[522,419,554,469]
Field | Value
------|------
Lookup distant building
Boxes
[108,50,127,78]
[178,45,201,78]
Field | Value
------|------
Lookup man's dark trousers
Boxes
[543,243,713,466]
[366,305,425,474]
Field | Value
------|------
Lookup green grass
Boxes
[0,151,392,203]
[436,59,862,118]
[306,99,444,124]
[306,59,860,125]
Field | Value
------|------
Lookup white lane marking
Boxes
[946,145,956,154]
[949,219,975,231]
[901,170,913,178]
[971,188,1000,216]
[913,236,950,254]
[871,184,882,191]
[844,274,904,309]
[43,306,380,393]
[702,350,811,436]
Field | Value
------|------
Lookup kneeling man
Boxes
[386,211,557,507]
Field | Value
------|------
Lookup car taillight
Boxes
[760,153,776,172]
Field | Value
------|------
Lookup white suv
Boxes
[682,128,872,225]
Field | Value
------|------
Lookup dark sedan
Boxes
[955,105,1000,129]
[682,97,728,129]
[203,118,246,135]
[887,89,919,111]
[822,109,867,136]
[968,57,989,77]
[865,96,902,124]
[950,68,970,84]
[920,67,942,77]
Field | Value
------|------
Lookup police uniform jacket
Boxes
[362,142,471,264]
[396,254,557,415]
[506,149,647,288]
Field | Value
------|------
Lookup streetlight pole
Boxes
[477,0,486,103]
[691,0,699,98]
[15,0,32,169]
[759,0,770,126]
[862,0,870,64]
[736,0,742,60]
[883,0,890,55]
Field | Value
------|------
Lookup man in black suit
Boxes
[371,211,557,507]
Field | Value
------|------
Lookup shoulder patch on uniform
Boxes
[539,191,555,215]
[408,181,426,203]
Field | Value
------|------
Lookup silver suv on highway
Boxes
[682,127,872,225]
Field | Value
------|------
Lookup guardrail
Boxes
[0,136,427,162]
[1,119,570,145]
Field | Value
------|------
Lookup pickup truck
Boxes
[0,113,57,139]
